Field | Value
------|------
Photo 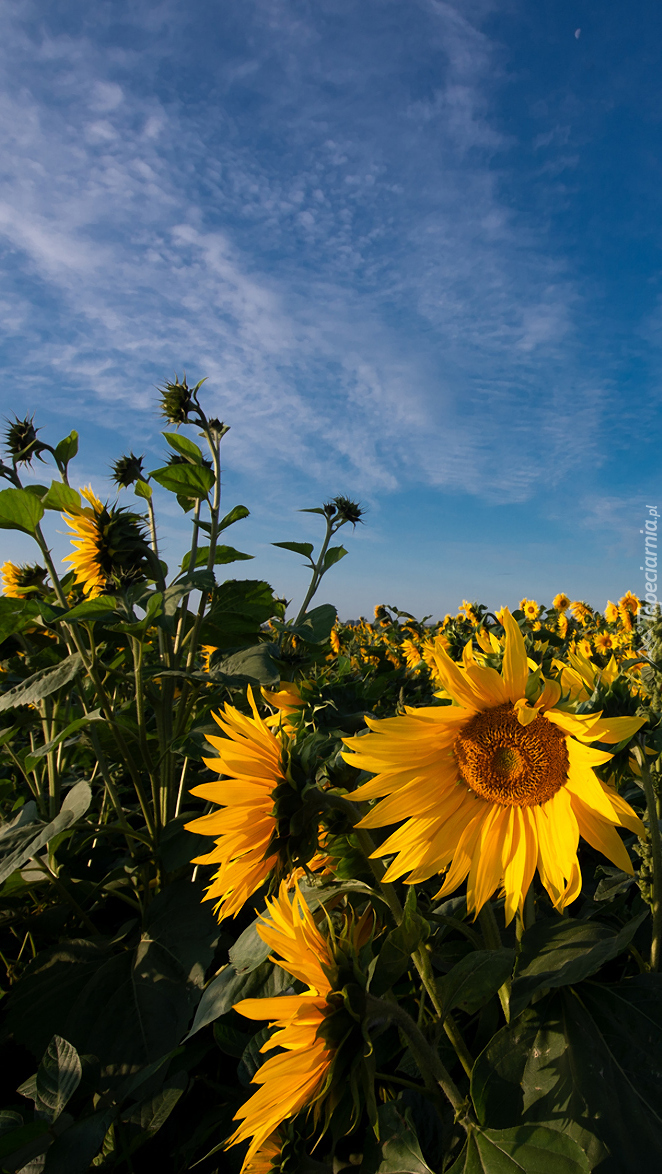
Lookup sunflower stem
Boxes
[365,994,470,1121]
[638,739,662,971]
[479,901,511,1022]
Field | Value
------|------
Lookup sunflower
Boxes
[261,682,305,730]
[342,609,645,923]
[401,638,423,670]
[329,628,341,655]
[619,591,640,616]
[570,601,593,625]
[552,593,570,612]
[604,601,619,624]
[243,1132,282,1174]
[1,561,48,598]
[594,632,614,655]
[186,691,326,920]
[519,598,540,621]
[557,613,569,639]
[228,882,337,1171]
[62,487,149,598]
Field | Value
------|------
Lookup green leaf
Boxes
[52,598,117,623]
[0,1120,50,1162]
[470,1001,606,1168]
[370,888,430,997]
[181,544,253,572]
[33,1035,82,1122]
[0,781,92,885]
[0,654,84,712]
[54,431,78,467]
[23,711,103,774]
[364,1102,434,1174]
[200,579,278,650]
[510,912,648,1018]
[41,481,81,513]
[163,431,205,463]
[299,507,327,515]
[272,540,315,559]
[122,1073,188,1145]
[560,978,662,1170]
[323,544,348,571]
[4,879,219,1084]
[438,949,515,1018]
[0,596,42,644]
[185,961,292,1039]
[208,643,281,687]
[150,463,214,499]
[40,1109,113,1174]
[296,603,337,643]
[0,486,44,533]
[218,503,250,533]
[133,478,152,501]
[448,1125,591,1173]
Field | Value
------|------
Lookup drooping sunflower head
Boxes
[186,691,327,921]
[343,608,646,923]
[552,593,570,612]
[459,600,480,625]
[3,415,47,465]
[1,561,48,598]
[229,882,377,1173]
[62,488,150,598]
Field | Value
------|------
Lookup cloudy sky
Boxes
[1,0,660,618]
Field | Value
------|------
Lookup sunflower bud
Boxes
[110,452,145,488]
[1,561,48,598]
[332,496,364,526]
[206,418,230,443]
[157,375,197,425]
[4,416,47,465]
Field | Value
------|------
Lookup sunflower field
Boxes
[1,380,661,1174]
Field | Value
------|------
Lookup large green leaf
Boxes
[162,432,204,464]
[41,481,81,513]
[217,503,250,533]
[560,978,662,1171]
[3,879,218,1083]
[271,603,338,644]
[209,643,281,687]
[53,431,78,467]
[362,1102,434,1174]
[470,1001,606,1168]
[186,961,292,1039]
[0,654,83,713]
[41,1109,113,1174]
[0,487,44,533]
[150,463,214,499]
[510,912,648,1018]
[0,782,92,885]
[438,949,515,1018]
[448,1125,591,1173]
[272,540,314,559]
[0,596,42,643]
[200,579,277,649]
[52,598,117,623]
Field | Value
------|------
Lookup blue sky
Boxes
[1,0,660,619]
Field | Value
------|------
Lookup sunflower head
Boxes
[570,600,593,625]
[343,607,646,924]
[604,600,619,624]
[1,561,48,598]
[3,416,47,465]
[520,598,541,621]
[324,496,364,527]
[110,452,145,489]
[619,591,640,616]
[62,490,151,597]
[552,593,570,612]
[157,374,200,425]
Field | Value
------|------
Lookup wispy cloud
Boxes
[0,0,613,504]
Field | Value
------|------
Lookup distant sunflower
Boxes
[342,609,645,922]
[1,560,48,598]
[228,882,337,1171]
[604,601,619,624]
[519,598,540,621]
[62,487,149,598]
[552,593,570,612]
[570,600,593,625]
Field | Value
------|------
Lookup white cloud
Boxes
[0,0,615,505]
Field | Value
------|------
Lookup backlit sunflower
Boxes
[62,487,150,598]
[186,691,326,920]
[1,560,48,598]
[342,609,646,923]
[228,882,337,1172]
[243,1132,282,1174]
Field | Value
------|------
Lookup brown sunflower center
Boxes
[454,703,569,807]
